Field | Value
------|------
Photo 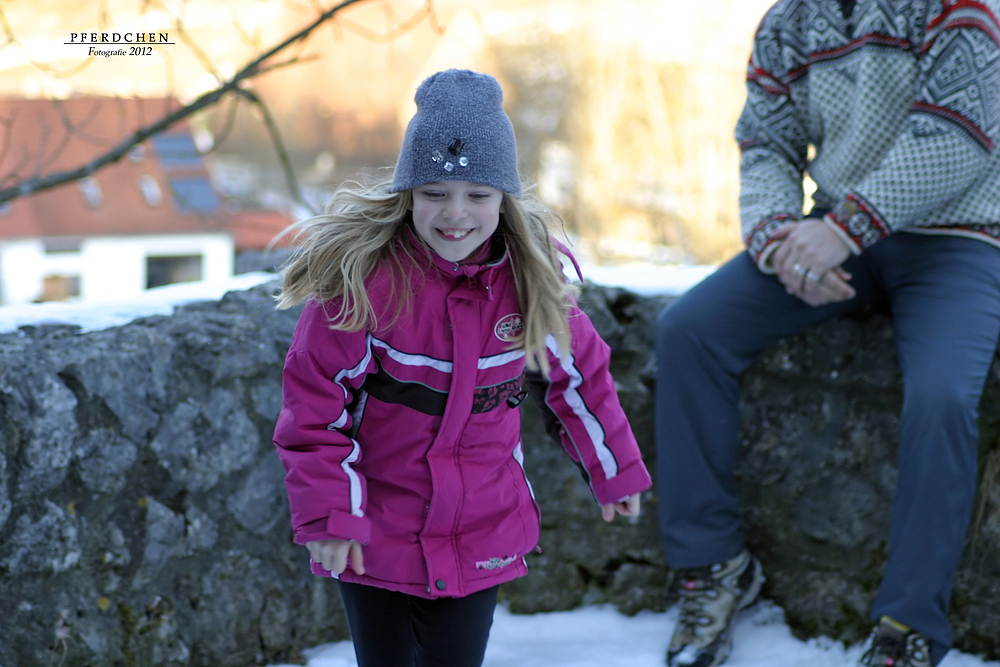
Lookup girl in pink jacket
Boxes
[273,69,651,667]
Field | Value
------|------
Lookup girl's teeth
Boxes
[443,230,469,239]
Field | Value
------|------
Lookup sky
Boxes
[2,269,998,667]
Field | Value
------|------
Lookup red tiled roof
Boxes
[0,96,290,245]
[228,208,294,251]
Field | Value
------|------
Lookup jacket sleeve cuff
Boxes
[755,240,782,274]
[745,213,799,273]
[825,195,890,253]
[327,512,372,545]
[592,460,652,507]
[293,512,372,546]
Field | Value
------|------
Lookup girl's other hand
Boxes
[306,539,365,575]
[601,493,641,522]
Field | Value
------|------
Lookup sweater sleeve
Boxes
[273,300,376,546]
[828,2,1000,251]
[532,299,652,506]
[735,3,810,271]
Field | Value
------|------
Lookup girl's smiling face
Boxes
[410,180,504,262]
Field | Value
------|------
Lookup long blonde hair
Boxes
[276,170,576,373]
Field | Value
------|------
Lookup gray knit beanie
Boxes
[392,69,521,195]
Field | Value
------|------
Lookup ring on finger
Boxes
[792,263,807,275]
[805,270,820,282]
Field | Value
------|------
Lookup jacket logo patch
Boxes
[494,314,524,342]
[476,555,518,571]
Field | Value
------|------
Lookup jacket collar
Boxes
[405,225,508,280]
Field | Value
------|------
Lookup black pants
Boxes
[337,581,499,667]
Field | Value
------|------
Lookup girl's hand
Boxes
[601,493,641,522]
[306,539,365,575]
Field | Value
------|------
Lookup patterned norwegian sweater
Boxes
[738,0,1000,269]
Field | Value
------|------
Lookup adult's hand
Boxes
[306,539,365,575]
[772,219,856,306]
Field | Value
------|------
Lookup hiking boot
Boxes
[858,616,932,667]
[666,549,765,667]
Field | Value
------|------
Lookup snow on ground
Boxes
[0,272,279,334]
[270,601,999,667]
[3,265,997,667]
[572,262,717,296]
[0,263,711,334]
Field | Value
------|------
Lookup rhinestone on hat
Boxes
[430,138,470,172]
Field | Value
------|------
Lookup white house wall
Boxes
[0,233,234,305]
[82,238,147,301]
[0,240,46,304]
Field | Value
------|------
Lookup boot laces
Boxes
[861,631,909,666]
[674,569,716,637]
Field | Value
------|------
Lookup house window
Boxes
[168,177,220,214]
[152,134,202,167]
[146,254,202,289]
[137,175,163,207]
[44,237,83,253]
[39,275,80,302]
[78,177,103,208]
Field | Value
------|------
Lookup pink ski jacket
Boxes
[274,232,651,599]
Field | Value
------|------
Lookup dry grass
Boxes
[553,0,772,265]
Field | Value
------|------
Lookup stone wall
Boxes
[0,280,998,666]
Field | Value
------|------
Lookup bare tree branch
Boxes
[254,53,322,77]
[208,95,242,151]
[425,0,444,34]
[0,114,13,175]
[0,0,371,205]
[99,0,110,31]
[235,87,319,216]
[157,40,179,108]
[335,0,443,43]
[156,0,225,84]
[35,102,81,176]
[232,9,265,52]
[0,113,33,190]
[52,98,111,148]
[0,6,99,79]
[32,116,53,180]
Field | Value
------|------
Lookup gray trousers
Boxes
[654,232,1000,663]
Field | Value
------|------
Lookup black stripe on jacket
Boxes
[363,357,525,417]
